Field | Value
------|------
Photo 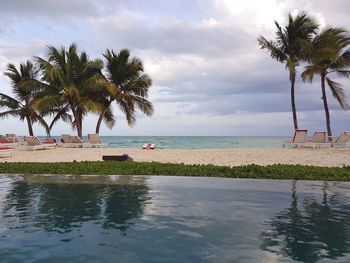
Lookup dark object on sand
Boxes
[102,154,133,162]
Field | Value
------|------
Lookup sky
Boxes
[0,0,350,136]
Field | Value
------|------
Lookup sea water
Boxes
[45,136,287,149]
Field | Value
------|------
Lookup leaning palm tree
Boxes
[258,12,319,130]
[35,43,104,138]
[0,61,49,136]
[95,49,153,134]
[302,28,350,138]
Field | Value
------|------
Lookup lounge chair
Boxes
[60,134,72,147]
[23,136,57,150]
[60,134,81,148]
[88,134,109,148]
[331,132,350,147]
[283,129,308,148]
[0,135,20,148]
[0,147,13,157]
[6,134,20,143]
[71,136,91,148]
[305,131,331,148]
[60,135,89,148]
[142,143,155,150]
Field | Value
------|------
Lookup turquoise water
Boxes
[1,175,350,262]
[46,136,287,149]
[102,136,286,149]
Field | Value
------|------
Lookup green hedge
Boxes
[0,161,350,180]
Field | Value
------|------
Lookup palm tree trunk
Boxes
[290,72,298,130]
[78,110,83,139]
[96,107,109,134]
[71,103,82,138]
[321,75,332,140]
[26,116,34,136]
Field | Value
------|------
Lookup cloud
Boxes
[0,0,100,16]
[0,0,350,136]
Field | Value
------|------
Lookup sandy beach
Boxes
[1,147,349,167]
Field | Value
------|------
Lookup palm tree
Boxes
[258,12,319,130]
[35,43,104,138]
[302,28,350,138]
[95,49,153,134]
[0,61,50,136]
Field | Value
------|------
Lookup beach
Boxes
[1,147,350,167]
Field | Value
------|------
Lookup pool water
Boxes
[1,175,350,263]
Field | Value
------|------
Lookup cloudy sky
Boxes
[0,0,350,136]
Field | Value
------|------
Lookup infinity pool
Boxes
[1,175,350,263]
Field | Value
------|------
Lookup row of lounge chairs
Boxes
[0,133,109,152]
[0,134,19,156]
[0,134,20,148]
[283,130,350,148]
[60,134,108,148]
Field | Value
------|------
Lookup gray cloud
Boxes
[0,0,97,16]
[0,0,350,135]
[89,17,253,57]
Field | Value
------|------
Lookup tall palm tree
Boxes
[0,61,49,136]
[302,28,350,138]
[95,49,153,134]
[258,12,319,130]
[35,43,104,138]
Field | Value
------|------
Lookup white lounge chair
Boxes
[88,134,109,148]
[142,143,155,150]
[6,134,20,144]
[283,130,308,148]
[305,131,331,148]
[0,147,13,157]
[0,135,20,148]
[60,135,89,148]
[60,134,72,147]
[70,136,91,148]
[23,136,56,150]
[331,132,350,147]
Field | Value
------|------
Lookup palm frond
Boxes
[35,114,51,136]
[131,96,154,116]
[326,77,349,109]
[48,106,72,130]
[301,66,322,83]
[117,98,136,126]
[334,70,350,78]
[0,110,21,119]
[257,36,287,62]
[103,106,116,129]
[0,93,22,109]
[35,96,62,113]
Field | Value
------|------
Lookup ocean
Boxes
[59,136,287,149]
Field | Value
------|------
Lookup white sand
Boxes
[1,147,350,167]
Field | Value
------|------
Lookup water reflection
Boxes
[103,184,149,232]
[1,175,150,234]
[260,181,350,262]
[3,175,350,262]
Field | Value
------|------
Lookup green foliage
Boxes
[301,27,350,137]
[258,11,319,130]
[0,61,50,136]
[258,12,319,68]
[35,43,105,137]
[95,49,153,133]
[302,27,350,110]
[0,162,349,181]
